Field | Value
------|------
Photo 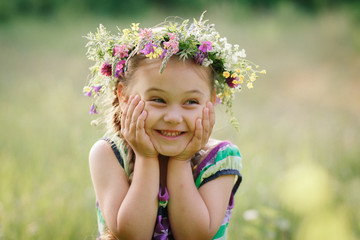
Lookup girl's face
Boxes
[124,58,214,156]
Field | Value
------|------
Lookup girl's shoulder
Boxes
[90,134,129,176]
[199,138,240,161]
[194,138,242,189]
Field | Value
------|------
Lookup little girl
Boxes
[84,13,264,240]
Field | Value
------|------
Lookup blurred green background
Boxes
[0,0,359,239]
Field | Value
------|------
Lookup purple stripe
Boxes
[196,141,230,178]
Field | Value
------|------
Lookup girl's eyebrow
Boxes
[145,87,165,93]
[146,87,205,95]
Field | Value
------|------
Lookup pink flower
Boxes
[114,60,126,78]
[113,44,129,59]
[168,33,177,40]
[199,41,212,53]
[163,33,179,54]
[139,28,152,40]
[89,104,98,115]
[100,63,112,77]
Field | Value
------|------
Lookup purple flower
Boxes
[226,76,239,88]
[100,63,112,77]
[84,90,92,97]
[92,85,102,93]
[199,41,212,53]
[159,48,167,59]
[89,104,98,115]
[114,60,126,78]
[194,51,208,64]
[215,96,222,105]
[140,42,156,55]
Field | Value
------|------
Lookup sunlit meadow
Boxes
[0,5,359,239]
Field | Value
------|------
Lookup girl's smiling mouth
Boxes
[156,130,185,137]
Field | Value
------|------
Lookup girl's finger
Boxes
[208,101,215,128]
[202,107,210,147]
[124,95,140,130]
[193,118,202,148]
[136,110,147,139]
[121,95,133,131]
[131,100,144,131]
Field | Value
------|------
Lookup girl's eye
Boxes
[185,99,199,105]
[150,98,166,103]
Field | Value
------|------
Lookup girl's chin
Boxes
[154,146,186,157]
[156,150,183,157]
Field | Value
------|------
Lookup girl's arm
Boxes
[89,95,159,240]
[167,160,235,240]
[167,102,234,239]
[89,141,159,240]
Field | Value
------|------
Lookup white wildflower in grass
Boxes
[243,209,259,221]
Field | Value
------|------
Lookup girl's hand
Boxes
[121,95,158,158]
[170,102,215,161]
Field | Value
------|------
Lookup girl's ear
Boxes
[117,83,128,111]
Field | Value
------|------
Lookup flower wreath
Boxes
[83,12,265,129]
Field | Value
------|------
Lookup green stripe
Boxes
[212,223,228,239]
[195,145,241,188]
[200,145,239,174]
[97,207,105,225]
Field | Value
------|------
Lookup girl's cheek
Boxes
[194,107,204,120]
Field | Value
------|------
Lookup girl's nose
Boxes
[163,106,182,124]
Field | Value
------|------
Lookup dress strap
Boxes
[101,137,125,169]
[158,187,169,208]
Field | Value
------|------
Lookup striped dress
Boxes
[96,135,243,240]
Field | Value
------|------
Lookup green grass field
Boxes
[0,6,359,239]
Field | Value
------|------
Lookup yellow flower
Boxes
[131,23,140,31]
[231,73,238,78]
[236,68,241,73]
[223,71,230,78]
[250,76,256,82]
[146,47,164,59]
[247,82,253,89]
[146,53,155,59]
[123,29,131,36]
[246,66,252,71]
[83,86,91,93]
[260,70,267,74]
[239,75,244,83]
[154,47,163,58]
[217,93,223,99]
[224,88,233,98]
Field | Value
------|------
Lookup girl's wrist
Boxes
[168,158,191,170]
[135,155,159,164]
[133,150,158,161]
